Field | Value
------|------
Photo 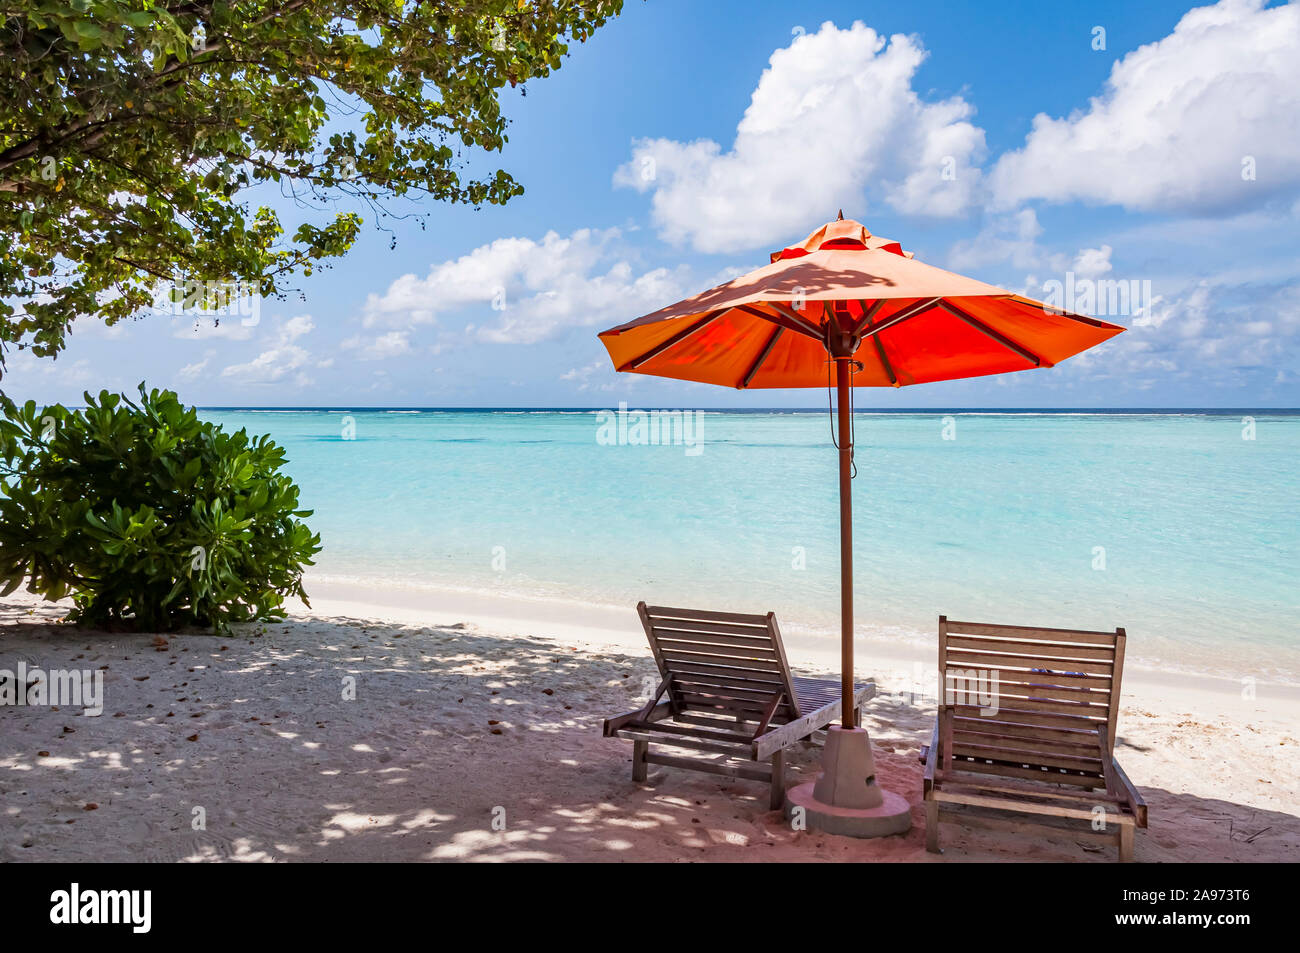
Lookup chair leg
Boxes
[631,740,647,782]
[769,749,785,810]
[925,799,941,853]
[1118,822,1134,863]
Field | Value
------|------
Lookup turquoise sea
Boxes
[202,409,1300,684]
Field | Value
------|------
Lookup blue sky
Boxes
[6,0,1299,407]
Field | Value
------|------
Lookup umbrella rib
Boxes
[617,310,721,371]
[766,302,827,339]
[939,300,1050,368]
[860,297,941,339]
[734,304,824,341]
[852,299,886,334]
[871,333,898,387]
[739,325,784,389]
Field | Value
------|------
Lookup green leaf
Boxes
[0,0,625,365]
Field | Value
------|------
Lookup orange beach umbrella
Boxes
[598,215,1124,732]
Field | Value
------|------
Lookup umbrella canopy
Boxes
[599,217,1123,389]
[597,216,1124,739]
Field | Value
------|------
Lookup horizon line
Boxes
[190,405,1300,412]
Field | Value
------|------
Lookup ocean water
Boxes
[201,408,1300,684]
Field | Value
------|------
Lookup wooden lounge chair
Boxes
[603,602,875,809]
[922,616,1148,861]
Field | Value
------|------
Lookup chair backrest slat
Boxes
[640,602,801,721]
[938,616,1125,783]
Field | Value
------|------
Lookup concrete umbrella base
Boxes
[783,725,912,838]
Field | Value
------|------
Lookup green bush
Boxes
[0,385,321,632]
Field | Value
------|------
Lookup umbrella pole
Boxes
[835,354,854,730]
[783,345,908,834]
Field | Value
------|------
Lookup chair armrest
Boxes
[1099,737,1148,828]
[603,701,671,736]
[922,718,939,793]
[1110,756,1148,828]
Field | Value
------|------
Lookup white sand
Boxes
[2,583,1297,862]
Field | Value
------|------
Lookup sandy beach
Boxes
[2,583,1297,863]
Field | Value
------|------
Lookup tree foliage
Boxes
[0,0,623,370]
[0,385,322,631]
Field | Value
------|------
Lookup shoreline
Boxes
[301,575,1300,704]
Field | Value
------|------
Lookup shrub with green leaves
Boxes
[0,385,321,631]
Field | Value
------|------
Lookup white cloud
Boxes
[220,346,311,384]
[990,0,1300,213]
[561,361,605,382]
[2,354,96,389]
[948,217,1121,300]
[170,316,255,341]
[560,359,620,392]
[1070,275,1300,387]
[947,208,1056,272]
[70,315,128,340]
[363,229,615,329]
[1072,245,1114,280]
[219,314,315,385]
[362,228,694,345]
[614,21,986,253]
[280,314,314,342]
[342,330,412,361]
[177,354,212,382]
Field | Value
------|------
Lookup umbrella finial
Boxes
[837,209,844,221]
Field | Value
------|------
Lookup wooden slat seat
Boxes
[603,602,875,809]
[923,616,1148,861]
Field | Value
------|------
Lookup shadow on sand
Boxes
[2,600,1296,862]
